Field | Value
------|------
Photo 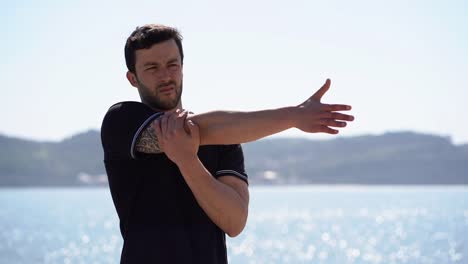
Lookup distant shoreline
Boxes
[1,183,467,189]
[1,130,467,186]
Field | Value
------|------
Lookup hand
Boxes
[294,79,354,134]
[153,109,200,165]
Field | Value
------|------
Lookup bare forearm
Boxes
[190,107,296,145]
[177,157,248,237]
[135,107,295,154]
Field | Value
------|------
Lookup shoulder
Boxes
[219,144,244,155]
[101,101,162,158]
[104,101,153,118]
[101,101,159,130]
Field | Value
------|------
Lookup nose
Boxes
[157,67,172,82]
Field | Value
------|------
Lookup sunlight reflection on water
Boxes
[0,186,467,263]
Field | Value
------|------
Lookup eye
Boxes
[146,66,158,71]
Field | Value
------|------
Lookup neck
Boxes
[165,101,183,113]
[143,101,183,113]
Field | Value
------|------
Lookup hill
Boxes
[0,131,466,186]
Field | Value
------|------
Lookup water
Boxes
[1,186,467,264]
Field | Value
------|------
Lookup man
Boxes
[101,24,354,263]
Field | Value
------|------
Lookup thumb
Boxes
[311,79,331,101]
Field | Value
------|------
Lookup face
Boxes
[127,39,183,111]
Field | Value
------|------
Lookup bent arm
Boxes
[178,157,249,237]
[154,115,249,237]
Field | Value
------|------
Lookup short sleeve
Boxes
[215,144,248,185]
[101,101,162,161]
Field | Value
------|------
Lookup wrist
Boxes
[175,155,200,171]
[280,106,299,128]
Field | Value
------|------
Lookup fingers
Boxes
[319,119,347,128]
[320,125,339,134]
[186,119,200,139]
[160,109,190,138]
[175,110,188,131]
[167,109,181,135]
[324,112,355,121]
[322,104,352,112]
[165,110,176,135]
[311,79,331,101]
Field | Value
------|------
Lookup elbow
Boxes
[226,226,244,238]
[226,209,248,238]
[226,225,245,238]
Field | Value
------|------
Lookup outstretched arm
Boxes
[135,79,354,153]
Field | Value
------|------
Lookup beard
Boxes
[137,79,183,111]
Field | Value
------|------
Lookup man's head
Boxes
[125,24,184,111]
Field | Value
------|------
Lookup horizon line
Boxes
[0,129,465,146]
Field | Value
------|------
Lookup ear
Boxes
[126,71,139,88]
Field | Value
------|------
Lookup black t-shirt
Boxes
[101,101,248,264]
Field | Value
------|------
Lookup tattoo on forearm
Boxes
[135,123,162,154]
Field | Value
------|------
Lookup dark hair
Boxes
[125,24,184,73]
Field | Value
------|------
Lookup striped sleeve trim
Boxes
[215,170,248,184]
[130,112,164,159]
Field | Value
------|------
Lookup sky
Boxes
[2,0,468,144]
